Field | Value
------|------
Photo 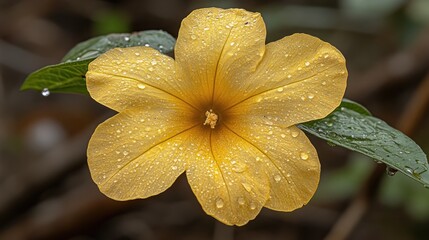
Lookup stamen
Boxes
[204,109,218,129]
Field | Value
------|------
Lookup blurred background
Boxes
[1,0,429,239]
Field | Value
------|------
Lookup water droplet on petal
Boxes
[216,198,224,208]
[280,134,286,138]
[144,43,150,47]
[41,88,50,97]
[308,94,314,99]
[291,130,300,138]
[277,87,284,92]
[123,151,129,156]
[232,162,246,173]
[305,62,310,66]
[300,152,309,160]
[242,182,252,192]
[274,175,281,182]
[137,83,146,89]
[124,36,130,41]
[151,60,157,65]
[190,35,197,40]
[237,197,245,205]
[249,202,256,210]
[171,165,178,170]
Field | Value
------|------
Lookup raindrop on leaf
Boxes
[386,166,398,176]
[41,88,50,97]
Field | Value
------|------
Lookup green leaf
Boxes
[62,30,175,63]
[21,30,175,94]
[299,99,429,187]
[21,59,91,94]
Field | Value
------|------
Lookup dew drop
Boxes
[171,165,178,170]
[300,152,309,160]
[324,54,329,58]
[203,27,210,31]
[124,36,130,41]
[123,151,129,156]
[274,175,281,182]
[232,162,246,173]
[242,182,252,192]
[158,44,164,52]
[386,166,397,176]
[190,35,197,40]
[280,134,286,138]
[277,87,284,92]
[287,74,292,78]
[216,198,224,208]
[305,62,310,66]
[291,130,300,138]
[249,202,256,210]
[137,83,146,89]
[308,94,314,99]
[134,52,140,56]
[41,88,50,97]
[404,166,413,175]
[151,60,157,65]
[322,81,327,85]
[144,43,150,47]
[237,197,245,205]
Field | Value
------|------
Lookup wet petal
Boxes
[223,119,320,211]
[86,46,198,112]
[186,126,270,226]
[175,8,266,110]
[225,34,347,126]
[87,105,196,200]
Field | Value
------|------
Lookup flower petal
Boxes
[223,120,320,211]
[86,46,198,112]
[186,126,270,226]
[175,8,266,110]
[87,105,197,200]
[225,34,347,126]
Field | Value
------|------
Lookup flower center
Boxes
[203,109,218,129]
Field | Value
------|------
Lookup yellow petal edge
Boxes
[86,7,347,226]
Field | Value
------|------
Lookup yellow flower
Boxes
[86,8,347,226]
